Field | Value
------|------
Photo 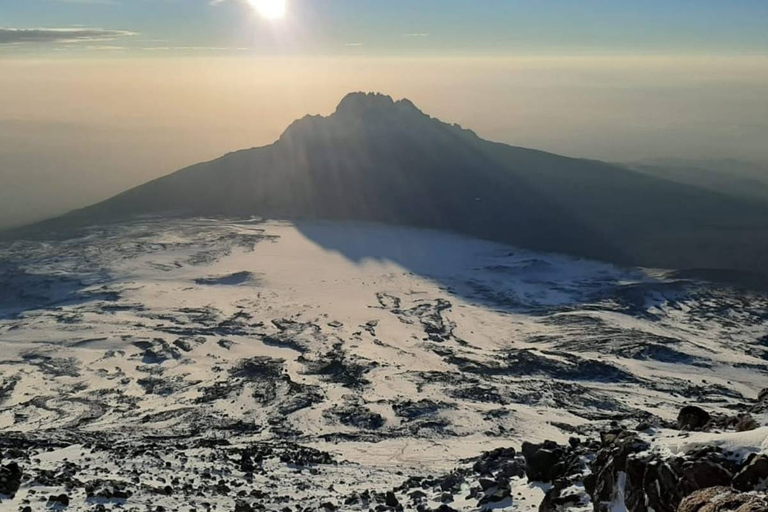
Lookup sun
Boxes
[250,0,287,20]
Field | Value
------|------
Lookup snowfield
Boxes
[0,218,767,510]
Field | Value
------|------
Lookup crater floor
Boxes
[1,218,766,510]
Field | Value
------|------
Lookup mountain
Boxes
[3,94,768,510]
[13,92,768,275]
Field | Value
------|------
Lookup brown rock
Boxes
[735,415,759,432]
[678,487,768,512]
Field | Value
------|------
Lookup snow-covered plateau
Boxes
[0,218,766,511]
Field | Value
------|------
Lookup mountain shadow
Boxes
[8,92,768,277]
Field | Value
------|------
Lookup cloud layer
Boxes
[0,28,136,45]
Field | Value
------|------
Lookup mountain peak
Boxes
[279,92,430,142]
[334,92,424,118]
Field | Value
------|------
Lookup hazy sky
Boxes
[1,1,768,228]
[3,0,768,55]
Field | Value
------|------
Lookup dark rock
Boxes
[500,461,524,478]
[732,454,768,491]
[384,491,399,507]
[408,489,427,502]
[301,346,373,388]
[392,400,446,421]
[681,459,733,494]
[325,401,385,430]
[438,472,463,493]
[677,406,710,431]
[750,388,768,414]
[644,457,688,512]
[521,441,565,482]
[479,478,496,491]
[234,501,258,512]
[0,462,22,497]
[48,494,70,507]
[540,486,589,512]
[478,487,511,506]
[586,430,651,511]
[735,415,759,432]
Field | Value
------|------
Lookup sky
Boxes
[1,0,768,228]
[2,0,768,56]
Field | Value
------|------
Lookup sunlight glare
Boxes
[250,0,287,20]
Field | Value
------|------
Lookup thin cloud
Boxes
[86,45,126,51]
[0,28,137,45]
[53,0,117,4]
[403,33,430,38]
[141,46,250,51]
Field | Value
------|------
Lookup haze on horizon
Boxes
[2,0,768,229]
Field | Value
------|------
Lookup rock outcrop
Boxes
[678,487,768,512]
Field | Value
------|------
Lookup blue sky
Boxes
[2,0,768,56]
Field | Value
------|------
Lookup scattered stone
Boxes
[324,401,384,430]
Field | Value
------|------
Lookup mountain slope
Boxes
[15,92,768,274]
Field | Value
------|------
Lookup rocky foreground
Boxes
[1,393,767,511]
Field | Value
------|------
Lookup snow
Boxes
[610,472,628,512]
[655,426,768,459]
[0,217,767,510]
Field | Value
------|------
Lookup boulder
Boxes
[521,441,565,482]
[735,415,759,432]
[471,446,519,476]
[680,459,733,494]
[677,406,710,431]
[384,491,399,507]
[48,494,70,507]
[478,487,510,506]
[540,485,590,512]
[638,458,686,512]
[678,487,768,512]
[0,462,22,497]
[478,478,496,491]
[732,454,768,491]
